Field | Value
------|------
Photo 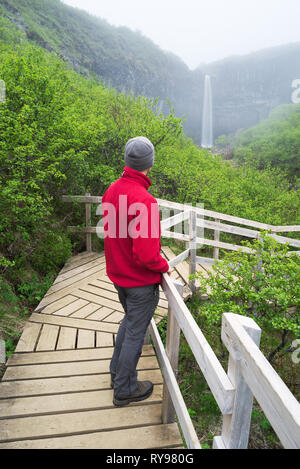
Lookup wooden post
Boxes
[213,218,220,260]
[189,209,197,294]
[143,327,151,345]
[85,192,92,252]
[162,280,184,424]
[213,315,261,449]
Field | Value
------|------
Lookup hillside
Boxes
[0,0,196,121]
[229,103,300,179]
[1,0,300,144]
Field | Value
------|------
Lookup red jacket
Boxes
[102,167,169,287]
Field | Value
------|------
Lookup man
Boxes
[102,136,171,407]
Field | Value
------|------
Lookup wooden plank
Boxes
[28,312,119,334]
[0,369,163,399]
[53,257,105,284]
[221,313,300,449]
[202,218,259,240]
[103,311,124,324]
[0,385,163,419]
[157,197,273,230]
[56,327,77,350]
[86,307,115,321]
[162,281,183,424]
[85,282,168,310]
[162,246,189,284]
[77,329,95,348]
[162,273,235,414]
[96,332,114,347]
[60,252,104,274]
[271,226,300,233]
[161,210,189,231]
[6,344,155,366]
[45,263,107,295]
[0,403,163,442]
[217,316,261,449]
[0,423,182,449]
[85,192,92,251]
[14,323,42,353]
[69,303,100,319]
[195,236,253,254]
[62,195,102,204]
[271,233,300,249]
[88,278,117,293]
[161,230,189,242]
[36,325,59,352]
[52,299,89,317]
[80,284,119,301]
[67,226,98,233]
[189,209,197,293]
[168,249,190,268]
[35,268,108,311]
[201,219,300,251]
[150,319,201,449]
[2,356,160,381]
[162,246,201,291]
[42,295,78,315]
[71,290,124,313]
[213,218,220,259]
[196,256,217,266]
[97,275,113,285]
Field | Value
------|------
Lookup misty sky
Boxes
[62,0,300,69]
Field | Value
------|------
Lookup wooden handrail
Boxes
[215,313,300,449]
[157,277,300,449]
[62,195,300,252]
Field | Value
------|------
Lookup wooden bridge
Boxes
[0,196,299,449]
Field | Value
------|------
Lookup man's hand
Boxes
[167,267,173,276]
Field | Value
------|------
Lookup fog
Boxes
[62,0,300,69]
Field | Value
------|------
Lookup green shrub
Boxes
[194,232,300,362]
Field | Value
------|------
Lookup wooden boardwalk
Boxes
[0,248,204,449]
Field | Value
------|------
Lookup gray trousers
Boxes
[110,283,160,397]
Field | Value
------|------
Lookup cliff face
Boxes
[198,43,300,141]
[1,0,300,144]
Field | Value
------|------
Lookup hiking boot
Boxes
[113,381,154,407]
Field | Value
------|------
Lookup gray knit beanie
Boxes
[124,136,155,171]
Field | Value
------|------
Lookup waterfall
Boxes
[201,75,213,148]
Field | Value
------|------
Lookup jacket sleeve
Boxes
[131,199,169,273]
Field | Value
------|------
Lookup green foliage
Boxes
[194,232,300,361]
[1,0,191,103]
[0,16,299,358]
[155,315,168,346]
[17,272,54,307]
[5,329,21,359]
[233,103,300,179]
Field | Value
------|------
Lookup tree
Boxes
[194,232,300,363]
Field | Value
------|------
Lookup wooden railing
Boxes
[155,274,300,449]
[62,194,300,449]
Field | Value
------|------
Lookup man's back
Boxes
[102,166,169,288]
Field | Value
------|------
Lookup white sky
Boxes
[62,0,300,69]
